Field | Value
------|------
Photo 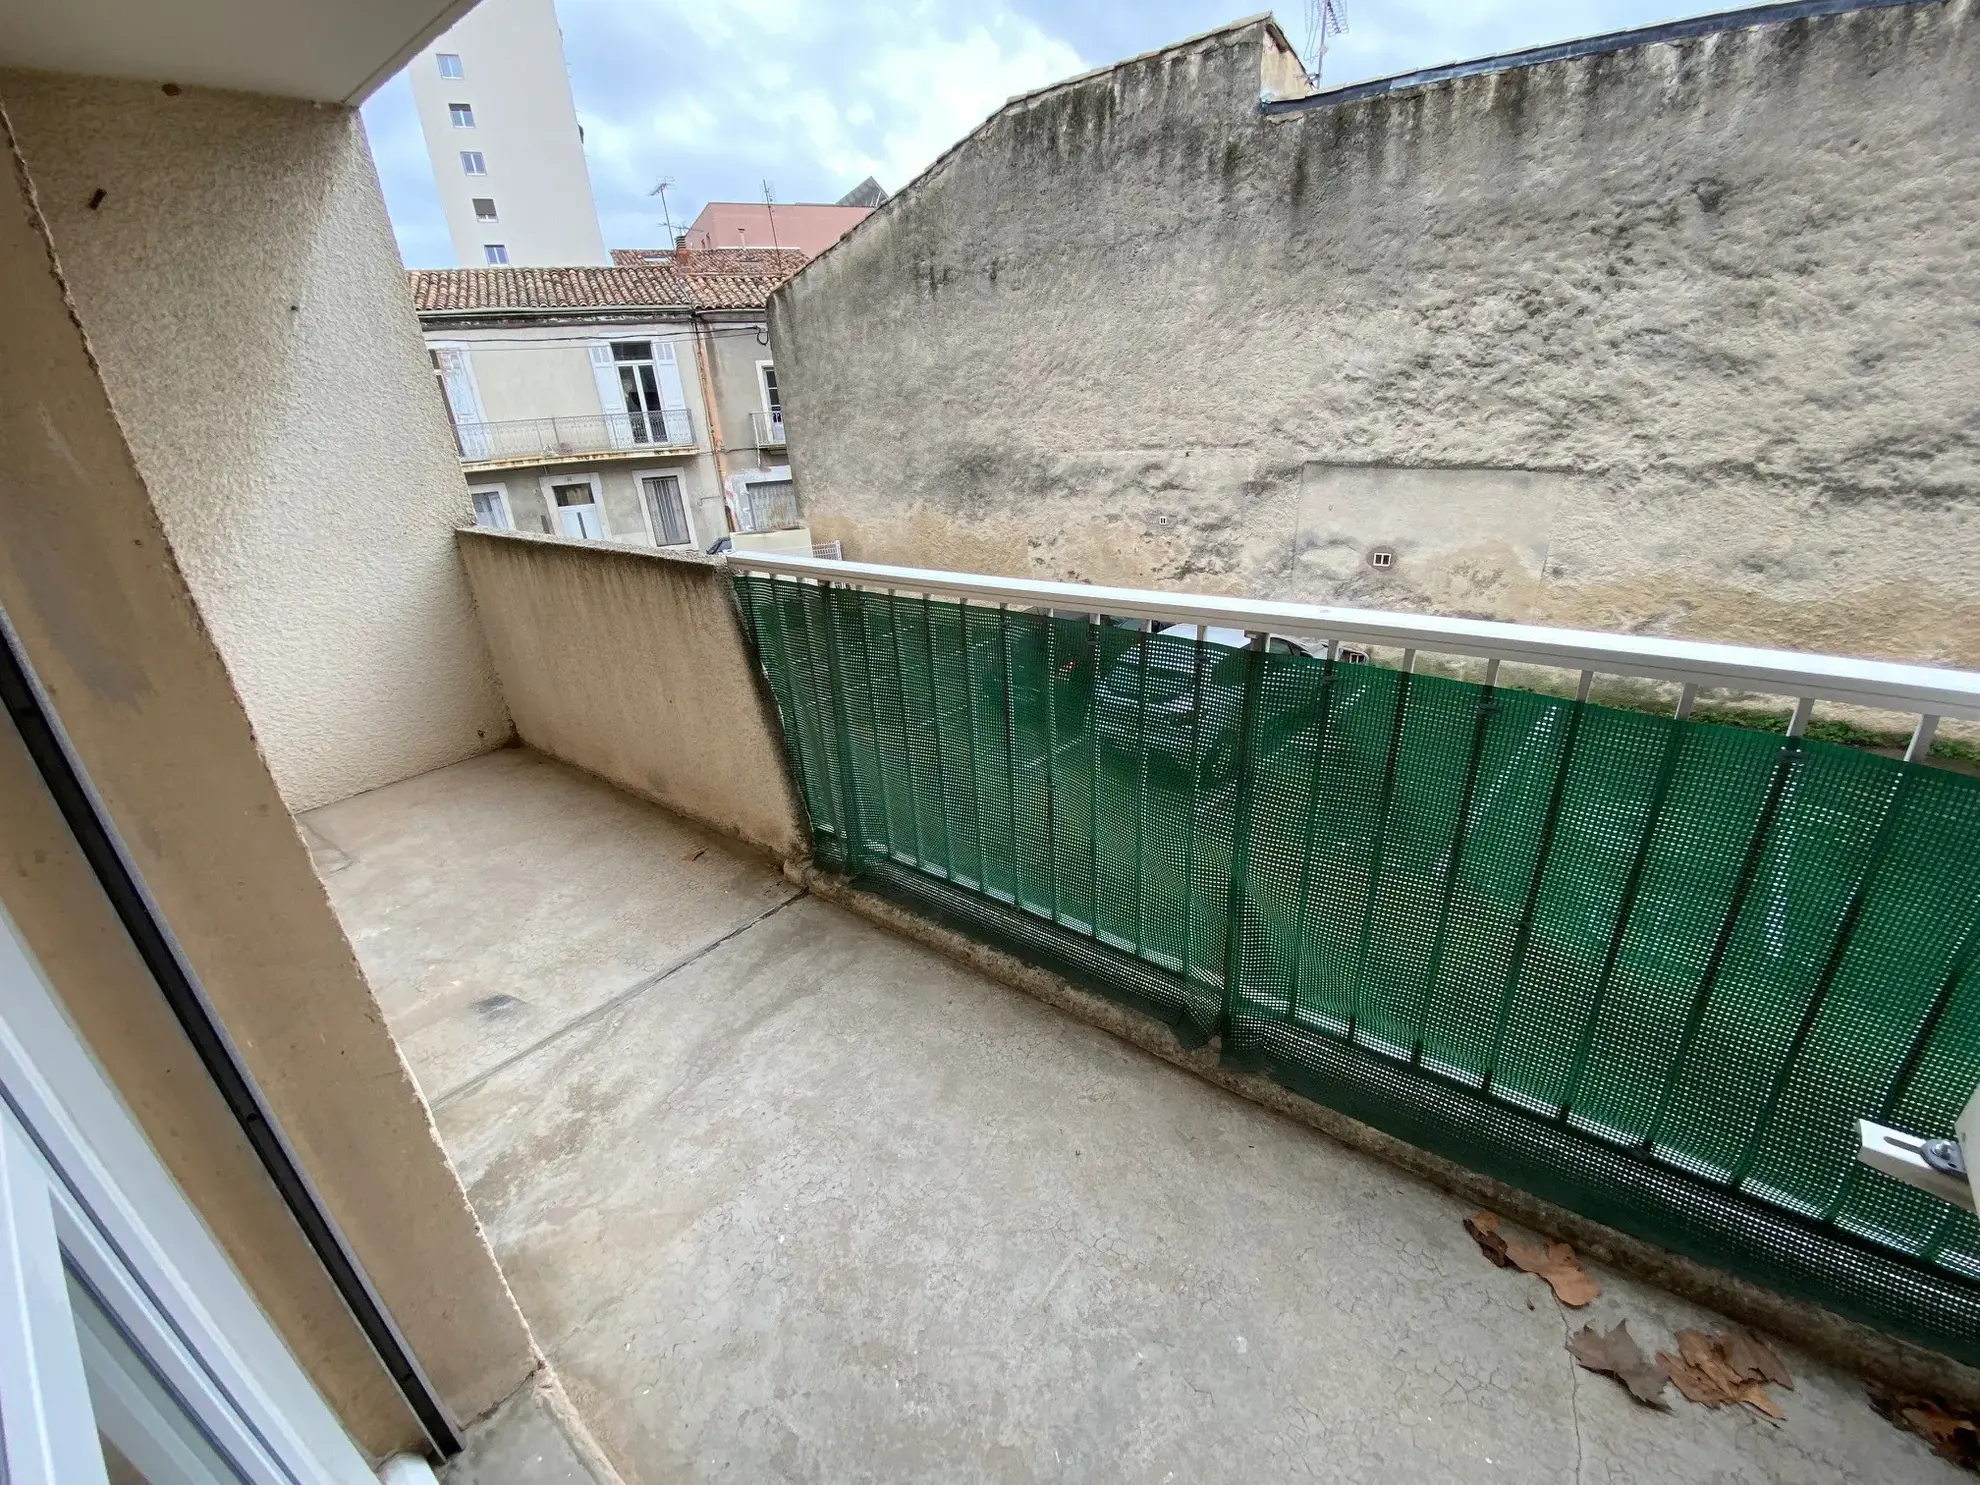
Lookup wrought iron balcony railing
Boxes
[453,409,695,464]
[748,409,787,448]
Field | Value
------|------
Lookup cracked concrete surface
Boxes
[307,749,1964,1482]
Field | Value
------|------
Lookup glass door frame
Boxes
[0,899,376,1485]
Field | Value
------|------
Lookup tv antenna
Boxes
[761,179,783,254]
[648,177,678,244]
[1304,0,1347,82]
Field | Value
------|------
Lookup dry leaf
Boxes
[1462,1212,1601,1305]
[1718,1330,1792,1391]
[1871,1389,1980,1469]
[1505,1236,1602,1307]
[1464,1211,1515,1269]
[1567,1321,1668,1407]
[1659,1331,1785,1420]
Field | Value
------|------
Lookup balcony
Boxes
[748,407,786,447]
[453,408,696,469]
[296,531,1980,1481]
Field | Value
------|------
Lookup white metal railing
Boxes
[748,409,787,447]
[725,552,1980,751]
[454,409,694,463]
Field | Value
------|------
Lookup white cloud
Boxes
[363,0,1734,267]
[564,0,1084,247]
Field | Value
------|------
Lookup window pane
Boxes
[449,103,474,128]
[642,476,689,546]
[610,341,652,362]
[762,366,781,412]
[460,151,485,175]
[472,198,497,222]
[70,1270,250,1485]
[470,491,507,529]
[436,53,463,78]
[483,244,508,265]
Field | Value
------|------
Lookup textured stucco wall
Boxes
[0,113,539,1452]
[0,71,510,811]
[457,531,809,861]
[773,5,1980,675]
[707,316,781,473]
[471,458,726,551]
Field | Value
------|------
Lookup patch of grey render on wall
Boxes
[0,73,510,810]
[1294,466,1573,619]
[772,4,1980,666]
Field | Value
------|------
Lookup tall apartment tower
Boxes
[408,0,609,267]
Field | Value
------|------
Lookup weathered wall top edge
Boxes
[772,14,1282,301]
[1263,0,1938,115]
[455,525,729,571]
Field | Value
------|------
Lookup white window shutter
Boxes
[653,340,688,410]
[588,345,636,448]
[435,348,489,459]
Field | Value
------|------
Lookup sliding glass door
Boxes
[0,904,376,1485]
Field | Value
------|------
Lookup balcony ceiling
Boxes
[0,0,479,105]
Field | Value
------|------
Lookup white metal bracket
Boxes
[1856,1085,1980,1212]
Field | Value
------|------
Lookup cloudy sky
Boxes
[364,0,1744,267]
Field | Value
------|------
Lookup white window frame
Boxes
[755,360,780,418]
[539,472,607,540]
[435,52,463,79]
[468,482,511,531]
[482,244,509,266]
[472,197,498,223]
[448,102,475,129]
[0,902,373,1485]
[632,468,696,549]
[460,151,486,176]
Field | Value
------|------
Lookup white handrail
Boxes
[726,552,1980,724]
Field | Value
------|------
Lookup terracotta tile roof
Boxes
[612,246,806,279]
[408,249,804,316]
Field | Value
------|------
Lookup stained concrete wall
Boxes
[772,5,1980,674]
[0,95,538,1454]
[0,71,510,811]
[456,530,809,861]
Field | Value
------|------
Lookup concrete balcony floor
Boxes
[304,749,1955,1484]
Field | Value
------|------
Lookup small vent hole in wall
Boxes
[1369,548,1395,570]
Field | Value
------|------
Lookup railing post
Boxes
[1218,633,1269,1059]
[958,601,988,892]
[1085,613,1101,936]
[1131,620,1152,959]
[1557,683,1698,1121]
[884,590,924,867]
[1412,658,1502,1068]
[920,593,954,878]
[1041,613,1062,925]
[814,580,865,874]
[1285,639,1342,1027]
[997,603,1023,911]
[1178,631,1211,1022]
[1644,697,1817,1150]
[1347,650,1417,1040]
[1482,670,1593,1095]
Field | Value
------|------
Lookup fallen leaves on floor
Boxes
[1657,1329,1790,1420]
[1464,1211,1602,1306]
[1871,1390,1980,1470]
[1567,1320,1669,1407]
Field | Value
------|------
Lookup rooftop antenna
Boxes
[1304,0,1347,82]
[761,178,783,254]
[648,177,678,247]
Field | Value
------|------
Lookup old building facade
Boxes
[413,251,805,551]
[770,2,1980,671]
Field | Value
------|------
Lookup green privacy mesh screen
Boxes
[734,574,1980,1362]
